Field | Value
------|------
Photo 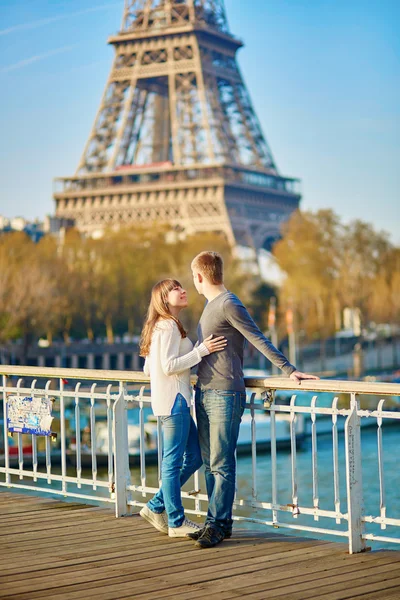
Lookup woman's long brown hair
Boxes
[139,279,187,357]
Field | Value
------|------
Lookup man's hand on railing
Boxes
[290,370,320,384]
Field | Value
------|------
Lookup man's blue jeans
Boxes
[147,393,202,528]
[195,388,246,535]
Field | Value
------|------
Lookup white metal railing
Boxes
[1,365,400,554]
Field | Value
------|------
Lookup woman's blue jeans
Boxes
[147,393,203,528]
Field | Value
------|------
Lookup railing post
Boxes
[113,382,132,517]
[345,392,366,553]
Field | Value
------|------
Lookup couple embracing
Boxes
[139,251,317,549]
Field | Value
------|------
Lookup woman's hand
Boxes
[203,334,227,354]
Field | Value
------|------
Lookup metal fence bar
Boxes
[345,392,366,554]
[376,398,386,530]
[331,397,341,524]
[290,394,299,517]
[0,482,115,503]
[113,382,131,517]
[75,382,82,489]
[250,393,257,501]
[45,435,51,485]
[30,380,38,483]
[17,432,23,479]
[139,393,146,498]
[106,384,114,494]
[363,515,400,527]
[270,403,278,525]
[363,534,400,544]
[0,467,110,487]
[14,379,24,479]
[311,395,319,520]
[44,380,52,485]
[74,384,82,489]
[90,384,98,490]
[1,375,10,486]
[59,378,67,495]
[190,391,201,513]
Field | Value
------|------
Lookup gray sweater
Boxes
[196,291,296,391]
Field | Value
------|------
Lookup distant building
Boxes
[0,214,75,242]
[43,216,75,235]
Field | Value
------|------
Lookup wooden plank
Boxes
[0,496,97,508]
[0,528,316,575]
[0,506,109,526]
[0,516,293,555]
[0,504,98,519]
[0,533,323,565]
[0,537,342,597]
[0,499,94,515]
[0,536,324,579]
[0,539,330,586]
[0,538,330,576]
[0,532,331,581]
[0,526,156,556]
[0,511,144,536]
[108,552,400,600]
[300,573,400,600]
[1,493,399,600]
[131,555,396,600]
[0,542,367,599]
[239,564,400,600]
[349,586,400,600]
[0,511,131,536]
[240,575,400,600]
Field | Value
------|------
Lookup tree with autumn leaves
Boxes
[0,211,398,360]
[273,209,400,340]
[0,227,250,354]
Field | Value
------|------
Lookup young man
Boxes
[189,251,319,549]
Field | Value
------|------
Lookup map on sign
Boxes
[7,396,54,436]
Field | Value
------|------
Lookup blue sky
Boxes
[0,0,399,242]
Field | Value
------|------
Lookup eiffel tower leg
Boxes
[107,73,140,170]
[203,68,239,163]
[76,72,121,173]
[152,94,170,163]
[168,72,182,164]
[122,89,149,165]
[192,41,215,163]
[132,94,149,163]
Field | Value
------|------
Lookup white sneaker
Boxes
[139,505,169,534]
[169,518,201,538]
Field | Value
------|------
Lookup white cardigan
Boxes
[144,319,209,416]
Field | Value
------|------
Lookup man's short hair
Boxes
[192,251,224,285]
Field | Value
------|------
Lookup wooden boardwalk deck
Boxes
[1,492,400,600]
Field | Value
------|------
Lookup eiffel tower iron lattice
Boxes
[54,0,301,250]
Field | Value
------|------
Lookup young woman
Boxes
[139,278,227,537]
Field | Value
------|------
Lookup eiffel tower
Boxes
[54,0,301,250]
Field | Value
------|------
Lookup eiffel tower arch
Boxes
[54,0,301,251]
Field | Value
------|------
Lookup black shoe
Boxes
[223,528,232,539]
[187,526,206,541]
[187,526,232,541]
[195,525,225,549]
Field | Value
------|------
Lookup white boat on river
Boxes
[66,412,306,468]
